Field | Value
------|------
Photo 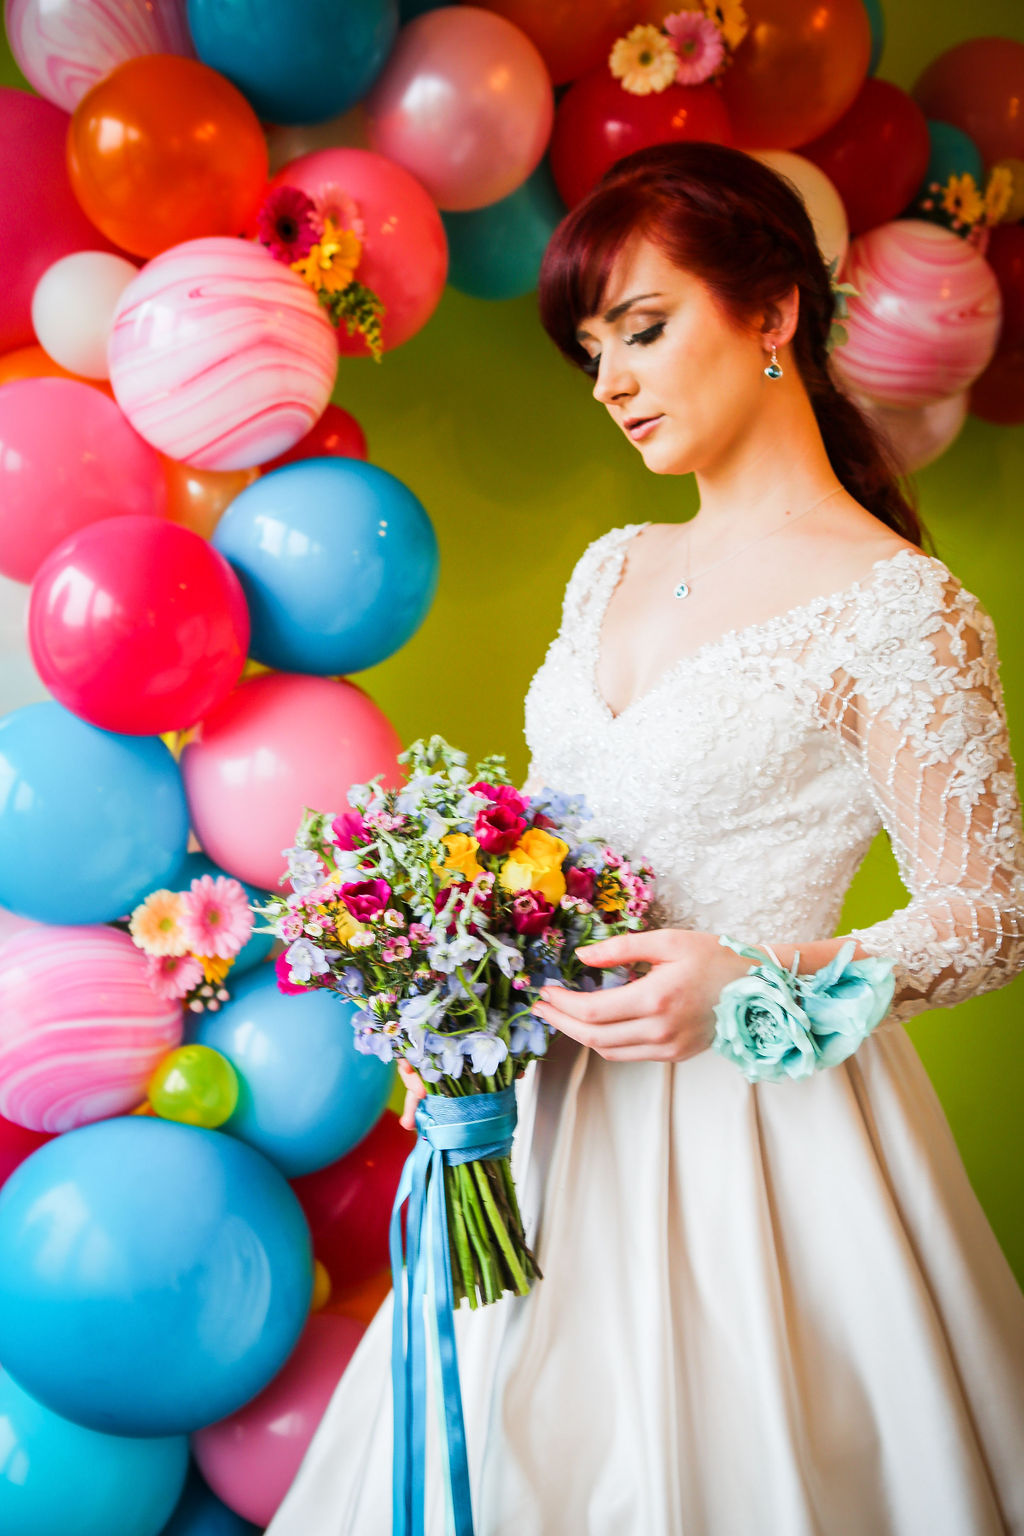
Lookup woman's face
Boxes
[575,233,769,475]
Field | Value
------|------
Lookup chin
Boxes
[637,434,694,476]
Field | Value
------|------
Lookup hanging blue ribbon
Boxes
[389,1086,519,1536]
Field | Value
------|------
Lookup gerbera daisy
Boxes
[130,889,188,957]
[145,951,202,1000]
[310,184,365,242]
[195,953,234,986]
[704,0,747,51]
[257,185,319,263]
[291,218,362,294]
[941,172,985,227]
[609,24,680,94]
[982,164,1014,226]
[179,874,253,960]
[664,11,726,83]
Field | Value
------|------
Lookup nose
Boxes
[591,351,637,409]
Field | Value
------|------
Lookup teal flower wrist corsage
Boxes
[711,935,897,1083]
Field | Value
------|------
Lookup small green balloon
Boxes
[148,1044,239,1129]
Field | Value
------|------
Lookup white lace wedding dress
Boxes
[267,522,1024,1536]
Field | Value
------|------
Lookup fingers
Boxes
[534,970,658,1028]
[575,929,677,967]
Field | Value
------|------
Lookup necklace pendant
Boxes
[673,580,690,600]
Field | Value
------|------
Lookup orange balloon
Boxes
[473,0,634,84]
[0,344,114,396]
[913,38,1024,171]
[160,456,260,541]
[712,0,871,151]
[67,55,269,258]
[325,1264,393,1327]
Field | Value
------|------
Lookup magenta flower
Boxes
[275,950,309,995]
[257,185,319,263]
[511,890,556,936]
[179,875,253,960]
[340,878,392,922]
[474,801,527,854]
[566,865,597,902]
[664,11,725,84]
[145,952,202,1000]
[332,810,371,849]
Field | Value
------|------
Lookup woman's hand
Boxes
[397,1058,428,1131]
[530,928,752,1063]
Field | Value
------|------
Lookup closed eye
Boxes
[580,321,666,379]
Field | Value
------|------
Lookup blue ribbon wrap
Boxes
[389,1085,519,1536]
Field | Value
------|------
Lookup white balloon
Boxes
[749,151,850,273]
[31,251,139,379]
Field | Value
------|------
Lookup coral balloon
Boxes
[192,1314,366,1527]
[0,925,183,1133]
[32,251,139,379]
[549,65,732,209]
[161,458,261,542]
[799,79,931,236]
[0,343,113,391]
[912,38,1024,170]
[0,378,166,584]
[0,1112,51,1189]
[28,516,250,735]
[0,88,123,354]
[749,151,849,271]
[363,6,554,211]
[108,238,337,470]
[969,345,1024,426]
[290,1109,416,1292]
[984,224,1024,355]
[259,404,368,470]
[716,0,870,151]
[180,671,405,890]
[5,0,194,112]
[67,55,269,258]
[855,390,970,473]
[148,1044,239,1128]
[267,148,447,357]
[832,220,1002,408]
[470,0,633,84]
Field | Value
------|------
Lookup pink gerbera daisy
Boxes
[257,185,319,263]
[664,11,726,83]
[179,875,253,960]
[145,952,202,1001]
[310,184,365,242]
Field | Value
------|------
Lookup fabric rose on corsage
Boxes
[712,934,896,1082]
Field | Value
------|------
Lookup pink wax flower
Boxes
[340,878,392,921]
[179,875,253,960]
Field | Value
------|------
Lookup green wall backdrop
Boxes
[3,3,1023,1279]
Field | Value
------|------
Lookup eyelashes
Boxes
[579,320,666,379]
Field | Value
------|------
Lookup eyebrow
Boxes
[575,293,665,343]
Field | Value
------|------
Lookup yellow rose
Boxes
[431,833,485,885]
[497,828,569,905]
[331,905,365,946]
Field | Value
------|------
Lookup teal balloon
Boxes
[195,968,394,1177]
[922,120,984,191]
[168,852,275,977]
[0,1370,188,1536]
[862,0,885,75]
[442,159,567,300]
[0,701,188,924]
[159,1464,261,1536]
[186,0,398,125]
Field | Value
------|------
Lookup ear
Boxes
[760,283,800,352]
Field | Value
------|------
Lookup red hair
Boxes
[537,141,930,550]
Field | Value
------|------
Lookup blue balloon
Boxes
[862,0,885,75]
[922,120,985,192]
[400,0,445,16]
[0,701,189,924]
[160,1464,261,1536]
[0,1118,312,1437]
[443,159,567,300]
[167,852,275,977]
[211,459,440,676]
[0,1369,188,1536]
[186,0,398,125]
[194,968,394,1177]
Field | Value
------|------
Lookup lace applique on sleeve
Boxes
[819,557,1024,1025]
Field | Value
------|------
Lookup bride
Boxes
[268,142,1024,1535]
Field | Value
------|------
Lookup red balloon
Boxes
[913,38,1024,170]
[259,404,368,471]
[0,1112,52,1189]
[969,344,1024,426]
[800,79,931,237]
[27,515,250,735]
[549,65,731,208]
[290,1109,416,1293]
[984,224,1024,355]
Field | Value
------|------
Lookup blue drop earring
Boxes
[764,343,783,379]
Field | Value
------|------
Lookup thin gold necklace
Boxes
[672,488,844,600]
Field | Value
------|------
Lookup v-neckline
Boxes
[590,522,942,724]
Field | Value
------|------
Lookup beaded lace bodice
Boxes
[522,522,1024,1026]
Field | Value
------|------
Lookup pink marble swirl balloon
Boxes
[4,0,195,113]
[832,219,1002,408]
[0,924,183,1133]
[107,238,338,471]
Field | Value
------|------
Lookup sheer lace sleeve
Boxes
[819,558,1024,1025]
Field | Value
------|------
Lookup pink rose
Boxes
[511,890,556,936]
[469,781,527,815]
[340,878,391,921]
[474,800,526,854]
[566,865,597,901]
[332,811,371,850]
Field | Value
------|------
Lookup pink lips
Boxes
[625,415,664,441]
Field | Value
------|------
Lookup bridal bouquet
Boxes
[254,733,657,1309]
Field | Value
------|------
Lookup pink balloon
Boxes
[363,7,554,211]
[107,238,338,470]
[191,1314,366,1525]
[0,1111,52,1188]
[0,378,167,584]
[5,0,195,113]
[855,389,970,472]
[0,924,183,1132]
[0,904,45,950]
[28,515,250,735]
[0,88,123,354]
[833,219,1002,408]
[267,148,448,357]
[181,672,405,890]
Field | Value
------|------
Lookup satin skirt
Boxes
[266,1024,1024,1535]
